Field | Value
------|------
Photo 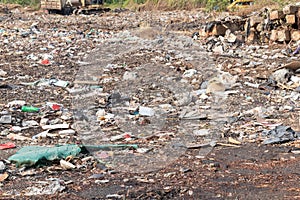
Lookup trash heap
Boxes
[1,5,300,198]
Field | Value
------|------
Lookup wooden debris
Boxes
[228,137,242,145]
[217,143,240,147]
[282,61,300,71]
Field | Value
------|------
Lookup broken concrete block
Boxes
[286,14,296,24]
[226,33,237,43]
[291,30,300,41]
[250,16,263,27]
[256,23,263,32]
[277,29,290,42]
[270,10,284,20]
[283,5,298,14]
[270,30,278,41]
[199,28,207,37]
[211,24,227,36]
[247,29,258,43]
[212,45,224,54]
[236,34,245,43]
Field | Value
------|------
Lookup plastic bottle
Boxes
[21,106,40,113]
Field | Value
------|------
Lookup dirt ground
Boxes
[1,4,300,200]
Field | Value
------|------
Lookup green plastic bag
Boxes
[8,144,81,167]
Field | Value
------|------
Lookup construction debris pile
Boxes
[201,3,300,45]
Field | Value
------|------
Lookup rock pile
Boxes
[201,3,300,44]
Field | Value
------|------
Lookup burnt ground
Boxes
[1,4,300,200]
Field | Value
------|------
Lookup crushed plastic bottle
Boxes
[21,106,40,113]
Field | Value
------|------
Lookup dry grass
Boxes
[124,0,300,13]
[232,0,300,16]
[126,0,205,11]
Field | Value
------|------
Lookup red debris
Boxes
[0,142,16,150]
[41,59,50,65]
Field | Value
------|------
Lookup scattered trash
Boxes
[24,179,65,195]
[0,69,7,76]
[0,115,12,124]
[0,142,16,150]
[7,100,26,107]
[21,78,69,88]
[193,129,210,136]
[138,106,155,117]
[7,133,32,141]
[42,124,70,130]
[32,130,49,140]
[21,106,40,113]
[206,77,226,93]
[60,159,76,170]
[292,46,300,55]
[228,137,241,145]
[58,129,76,135]
[2,6,300,198]
[106,194,124,199]
[261,125,299,145]
[0,161,5,171]
[270,68,291,84]
[0,173,9,182]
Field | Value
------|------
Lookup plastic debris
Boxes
[24,179,65,195]
[60,159,76,169]
[292,45,300,55]
[42,124,70,130]
[0,161,5,171]
[0,142,16,150]
[21,106,40,113]
[138,106,155,117]
[0,115,12,124]
[58,129,76,135]
[21,78,69,88]
[261,125,299,145]
[8,144,81,167]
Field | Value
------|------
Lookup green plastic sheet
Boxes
[8,144,81,167]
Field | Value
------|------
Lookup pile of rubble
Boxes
[200,3,300,44]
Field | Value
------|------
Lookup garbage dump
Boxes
[1,3,300,199]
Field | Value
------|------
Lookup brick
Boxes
[270,30,278,41]
[270,10,284,20]
[211,24,227,36]
[277,29,290,42]
[291,30,300,41]
[283,5,299,14]
[286,14,296,24]
[247,29,258,43]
